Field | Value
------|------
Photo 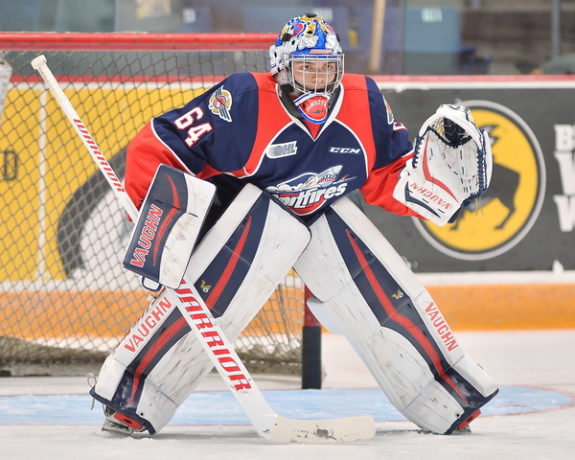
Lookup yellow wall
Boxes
[0,84,205,281]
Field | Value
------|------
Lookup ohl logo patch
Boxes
[413,100,546,260]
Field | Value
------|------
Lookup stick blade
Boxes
[267,415,376,443]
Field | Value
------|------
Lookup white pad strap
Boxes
[294,197,498,434]
[93,185,310,433]
[393,104,493,225]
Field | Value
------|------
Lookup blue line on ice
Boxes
[0,386,571,425]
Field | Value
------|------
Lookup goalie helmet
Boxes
[269,14,344,96]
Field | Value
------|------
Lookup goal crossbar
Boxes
[0,32,276,51]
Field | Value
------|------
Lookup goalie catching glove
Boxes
[393,104,493,226]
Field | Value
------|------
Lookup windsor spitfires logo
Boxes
[209,86,233,122]
[267,165,353,215]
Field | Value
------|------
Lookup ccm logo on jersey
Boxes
[129,204,163,268]
[329,146,361,154]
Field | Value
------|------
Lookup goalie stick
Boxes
[31,54,375,444]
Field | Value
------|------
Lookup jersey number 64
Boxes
[175,107,213,147]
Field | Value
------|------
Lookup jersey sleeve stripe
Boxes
[125,121,193,208]
[336,75,377,172]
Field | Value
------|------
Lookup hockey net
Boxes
[0,33,306,376]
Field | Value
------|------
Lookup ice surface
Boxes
[0,330,574,459]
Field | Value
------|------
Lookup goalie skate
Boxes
[101,406,146,436]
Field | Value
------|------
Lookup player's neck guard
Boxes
[276,80,341,128]
[293,92,331,124]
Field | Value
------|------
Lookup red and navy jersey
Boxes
[125,72,420,219]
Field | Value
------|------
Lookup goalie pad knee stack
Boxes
[91,184,311,434]
[294,197,498,434]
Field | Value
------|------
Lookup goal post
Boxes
[0,32,321,382]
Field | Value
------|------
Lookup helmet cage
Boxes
[287,53,344,96]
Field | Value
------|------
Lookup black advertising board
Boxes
[366,76,575,272]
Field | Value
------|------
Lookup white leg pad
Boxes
[92,184,310,433]
[296,197,498,434]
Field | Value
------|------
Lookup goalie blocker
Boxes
[123,164,216,289]
[294,196,498,434]
[92,184,311,434]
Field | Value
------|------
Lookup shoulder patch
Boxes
[383,96,395,125]
[209,86,233,122]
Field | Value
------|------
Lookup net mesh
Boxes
[0,35,305,376]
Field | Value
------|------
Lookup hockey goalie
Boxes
[90,14,498,437]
